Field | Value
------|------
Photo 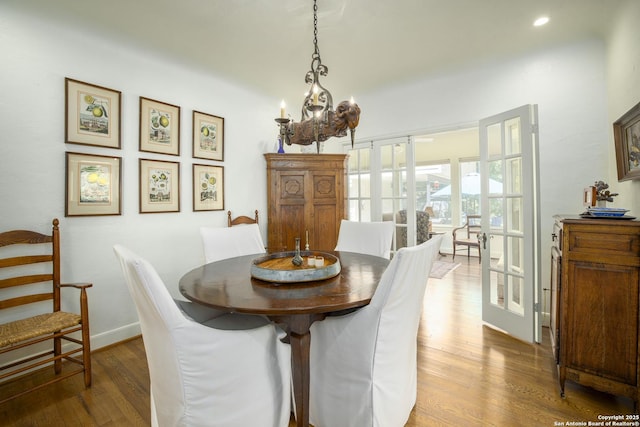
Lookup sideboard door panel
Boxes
[566,261,638,384]
[553,215,640,407]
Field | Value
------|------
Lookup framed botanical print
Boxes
[65,152,122,216]
[614,101,640,181]
[193,111,224,161]
[193,164,224,211]
[65,78,121,148]
[139,159,180,213]
[139,97,181,156]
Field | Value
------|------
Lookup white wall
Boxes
[0,6,277,348]
[606,0,640,214]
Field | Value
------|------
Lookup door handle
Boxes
[479,232,488,250]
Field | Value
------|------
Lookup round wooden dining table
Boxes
[179,251,389,427]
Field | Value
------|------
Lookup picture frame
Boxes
[139,97,181,156]
[139,159,180,213]
[613,101,640,181]
[65,152,122,216]
[193,111,224,161]
[193,164,224,211]
[65,78,121,148]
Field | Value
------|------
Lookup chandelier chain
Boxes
[275,0,360,152]
[313,0,320,59]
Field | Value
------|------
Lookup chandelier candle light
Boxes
[276,0,361,153]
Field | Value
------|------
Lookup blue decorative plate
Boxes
[581,212,636,220]
[587,207,629,217]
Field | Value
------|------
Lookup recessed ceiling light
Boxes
[534,16,550,27]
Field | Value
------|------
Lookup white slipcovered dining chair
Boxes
[200,223,266,264]
[309,235,443,427]
[113,245,291,427]
[191,223,268,320]
[334,219,395,259]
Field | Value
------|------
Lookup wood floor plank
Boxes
[0,256,636,426]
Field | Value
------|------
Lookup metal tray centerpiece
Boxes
[251,251,341,284]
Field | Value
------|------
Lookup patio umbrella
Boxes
[430,173,502,199]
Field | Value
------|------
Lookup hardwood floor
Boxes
[0,256,635,426]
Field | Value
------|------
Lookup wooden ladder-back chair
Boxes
[227,209,258,227]
[0,218,92,404]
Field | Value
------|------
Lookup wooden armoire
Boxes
[264,153,348,253]
[550,215,640,407]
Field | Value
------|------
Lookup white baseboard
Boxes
[90,322,141,351]
[541,311,551,328]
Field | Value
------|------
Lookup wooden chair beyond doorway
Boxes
[227,210,258,227]
[452,214,482,263]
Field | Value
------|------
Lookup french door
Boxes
[345,105,541,343]
[479,105,541,343]
[346,137,416,253]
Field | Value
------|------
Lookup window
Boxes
[459,160,481,222]
[380,143,408,219]
[418,163,451,225]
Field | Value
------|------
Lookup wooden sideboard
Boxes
[551,215,640,407]
[264,153,348,253]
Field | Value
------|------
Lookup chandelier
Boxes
[276,0,361,153]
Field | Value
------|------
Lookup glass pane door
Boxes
[347,145,372,221]
[380,140,410,252]
[480,104,540,343]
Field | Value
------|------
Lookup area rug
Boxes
[429,260,461,279]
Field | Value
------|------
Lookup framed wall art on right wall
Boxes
[614,100,640,181]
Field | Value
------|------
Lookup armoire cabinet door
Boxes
[265,154,347,252]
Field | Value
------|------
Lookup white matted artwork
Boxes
[139,159,180,213]
[65,78,121,148]
[193,164,224,211]
[139,97,181,156]
[193,111,224,161]
[65,152,122,216]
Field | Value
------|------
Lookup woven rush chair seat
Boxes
[0,312,82,348]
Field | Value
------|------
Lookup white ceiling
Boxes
[6,0,625,104]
